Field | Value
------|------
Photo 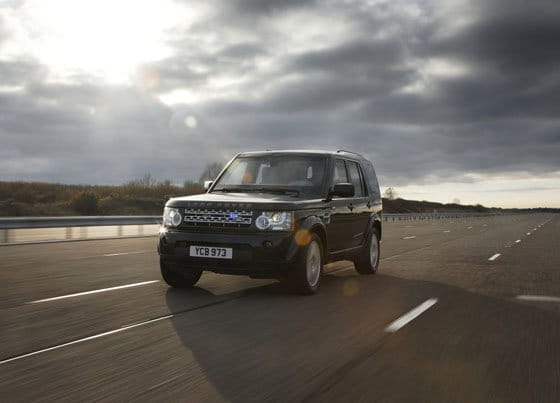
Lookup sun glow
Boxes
[14,0,191,83]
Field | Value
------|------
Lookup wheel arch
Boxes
[308,223,328,261]
[373,219,382,240]
[288,215,328,262]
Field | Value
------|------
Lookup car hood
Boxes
[166,192,323,210]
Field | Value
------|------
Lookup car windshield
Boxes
[212,155,327,197]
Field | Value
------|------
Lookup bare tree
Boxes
[383,187,398,200]
[198,162,224,184]
[452,198,461,204]
[139,173,156,187]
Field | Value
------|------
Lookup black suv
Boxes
[158,150,382,294]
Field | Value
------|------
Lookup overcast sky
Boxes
[1,0,559,207]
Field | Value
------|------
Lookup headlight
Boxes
[255,211,294,231]
[163,207,182,227]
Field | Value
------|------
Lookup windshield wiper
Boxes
[251,187,300,196]
[213,187,300,196]
[213,187,247,192]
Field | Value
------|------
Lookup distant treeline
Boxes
[0,181,558,216]
[0,180,203,216]
[382,198,559,214]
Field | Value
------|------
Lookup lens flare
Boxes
[184,116,198,128]
[294,229,312,246]
[242,172,254,184]
[139,68,160,90]
[343,278,360,296]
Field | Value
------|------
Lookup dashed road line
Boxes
[28,280,159,304]
[516,295,560,303]
[0,314,173,365]
[102,251,151,257]
[402,236,417,240]
[488,253,501,261]
[443,230,451,233]
[385,298,438,333]
[515,240,521,243]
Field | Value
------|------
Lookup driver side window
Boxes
[333,160,348,184]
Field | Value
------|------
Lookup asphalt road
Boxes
[1,214,559,402]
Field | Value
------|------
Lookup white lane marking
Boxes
[1,250,154,269]
[403,236,417,239]
[488,253,501,261]
[516,295,560,303]
[443,230,451,233]
[526,232,531,235]
[515,239,521,243]
[29,281,159,304]
[467,226,473,229]
[0,315,173,365]
[102,251,151,257]
[385,298,438,333]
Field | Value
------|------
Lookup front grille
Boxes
[183,207,253,227]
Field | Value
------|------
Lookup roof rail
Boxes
[336,149,364,158]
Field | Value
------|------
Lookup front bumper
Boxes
[158,229,299,276]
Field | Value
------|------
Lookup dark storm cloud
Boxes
[0,58,46,85]
[291,40,406,73]
[229,0,317,15]
[217,42,267,60]
[140,41,267,94]
[1,0,559,190]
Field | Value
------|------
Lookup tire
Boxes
[285,233,323,295]
[354,227,380,275]
[160,258,202,288]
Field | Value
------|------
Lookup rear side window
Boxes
[333,160,348,184]
[346,161,364,197]
[362,162,380,197]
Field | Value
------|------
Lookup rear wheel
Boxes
[354,228,380,274]
[286,233,323,295]
[160,259,202,288]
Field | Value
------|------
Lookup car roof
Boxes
[238,149,368,160]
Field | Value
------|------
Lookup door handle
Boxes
[348,203,354,211]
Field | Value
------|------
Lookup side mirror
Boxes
[204,180,213,190]
[330,183,354,198]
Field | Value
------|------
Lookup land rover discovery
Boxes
[158,150,382,294]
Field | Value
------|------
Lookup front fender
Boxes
[286,215,327,262]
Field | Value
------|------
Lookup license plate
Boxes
[189,245,232,259]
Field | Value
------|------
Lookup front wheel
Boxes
[285,233,323,295]
[160,258,202,288]
[354,228,380,274]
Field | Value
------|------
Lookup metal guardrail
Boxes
[0,216,161,229]
[0,213,502,245]
[0,216,161,244]
[382,213,499,222]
